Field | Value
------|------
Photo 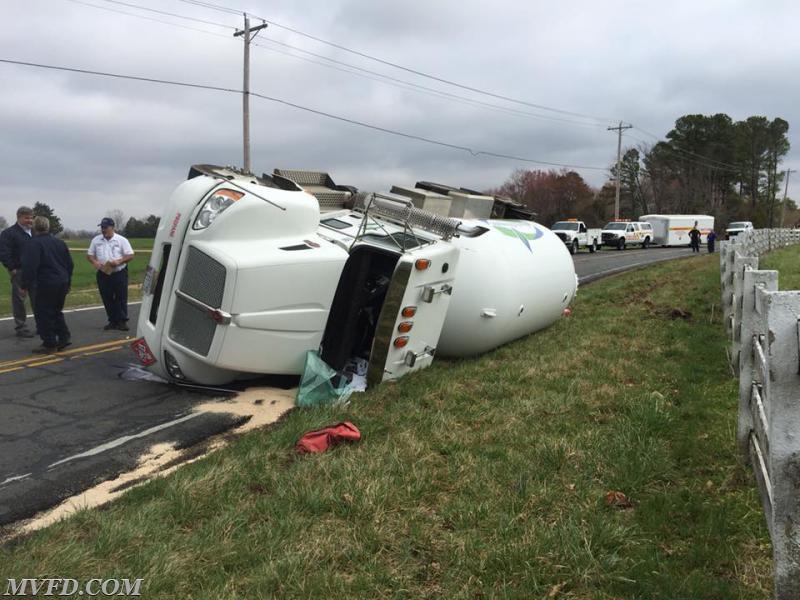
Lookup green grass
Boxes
[0,252,775,598]
[0,239,154,316]
[759,244,800,289]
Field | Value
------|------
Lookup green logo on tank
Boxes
[494,224,543,252]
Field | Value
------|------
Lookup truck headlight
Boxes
[193,189,244,230]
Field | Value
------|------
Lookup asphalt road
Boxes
[0,304,260,527]
[0,244,703,528]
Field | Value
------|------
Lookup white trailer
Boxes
[133,165,577,387]
[638,214,715,246]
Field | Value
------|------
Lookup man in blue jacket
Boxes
[0,206,36,337]
[20,216,74,353]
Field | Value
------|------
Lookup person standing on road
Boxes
[20,216,73,354]
[707,229,717,253]
[87,218,135,331]
[688,222,701,253]
[0,206,37,338]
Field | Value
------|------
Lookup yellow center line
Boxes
[0,339,132,369]
[28,358,65,367]
[81,347,124,357]
[0,366,25,374]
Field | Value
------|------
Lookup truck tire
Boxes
[643,237,650,249]
[617,238,625,251]
[570,239,578,255]
[589,239,597,253]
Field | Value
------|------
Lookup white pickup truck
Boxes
[550,220,602,254]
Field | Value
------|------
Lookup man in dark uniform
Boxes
[688,222,701,253]
[20,216,74,354]
[0,206,36,337]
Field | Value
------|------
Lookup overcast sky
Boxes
[2,0,799,230]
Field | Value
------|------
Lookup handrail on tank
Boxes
[352,192,487,242]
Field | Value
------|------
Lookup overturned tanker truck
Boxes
[131,165,578,387]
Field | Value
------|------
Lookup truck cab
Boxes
[600,220,653,250]
[725,221,753,239]
[550,219,600,254]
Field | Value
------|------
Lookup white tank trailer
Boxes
[132,165,577,387]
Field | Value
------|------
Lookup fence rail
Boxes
[720,228,800,599]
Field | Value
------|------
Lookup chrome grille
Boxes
[179,247,226,308]
[555,232,567,242]
[169,295,217,356]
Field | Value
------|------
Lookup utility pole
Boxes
[779,168,794,228]
[608,121,633,220]
[234,14,268,173]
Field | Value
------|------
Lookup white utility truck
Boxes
[132,165,578,387]
[725,221,753,239]
[639,214,714,246]
[600,220,654,250]
[550,220,602,254]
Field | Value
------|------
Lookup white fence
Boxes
[720,229,800,599]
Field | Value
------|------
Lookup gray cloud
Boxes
[1,0,798,229]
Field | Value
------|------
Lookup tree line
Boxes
[1,204,161,239]
[491,113,795,229]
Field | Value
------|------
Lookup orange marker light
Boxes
[414,259,431,270]
[393,336,409,348]
[398,321,413,333]
[401,306,417,318]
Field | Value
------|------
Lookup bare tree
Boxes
[106,209,126,230]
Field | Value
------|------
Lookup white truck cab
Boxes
[600,220,653,250]
[550,219,601,254]
[725,221,754,239]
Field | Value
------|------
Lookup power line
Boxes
[70,0,610,130]
[0,58,609,171]
[252,39,608,130]
[65,0,233,37]
[170,0,619,124]
[97,0,234,30]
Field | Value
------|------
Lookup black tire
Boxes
[589,239,597,253]
[643,237,650,249]
[570,239,578,255]
[617,238,625,251]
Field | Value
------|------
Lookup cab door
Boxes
[366,241,460,386]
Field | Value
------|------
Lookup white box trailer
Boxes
[638,214,715,246]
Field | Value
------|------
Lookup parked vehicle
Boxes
[600,220,653,250]
[725,221,754,239]
[639,214,714,246]
[132,165,578,387]
[550,219,602,254]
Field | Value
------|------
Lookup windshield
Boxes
[603,222,627,231]
[728,222,750,229]
[551,222,579,231]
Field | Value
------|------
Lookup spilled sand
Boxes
[17,385,296,535]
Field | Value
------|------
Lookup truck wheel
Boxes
[643,237,650,249]
[570,240,578,255]
[617,238,625,251]
[589,240,597,253]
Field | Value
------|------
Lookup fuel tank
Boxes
[437,219,577,357]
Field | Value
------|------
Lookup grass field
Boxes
[0,238,155,317]
[760,244,800,289]
[1,247,791,598]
